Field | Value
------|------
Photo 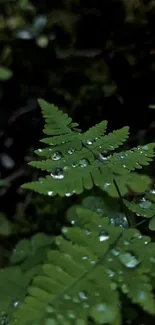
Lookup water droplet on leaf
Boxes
[68,148,74,155]
[48,191,53,196]
[83,303,89,309]
[122,284,128,293]
[51,151,62,160]
[86,139,93,145]
[124,241,129,246]
[99,151,111,161]
[96,208,103,215]
[62,227,68,234]
[79,291,88,300]
[81,256,88,260]
[12,300,19,308]
[85,230,91,236]
[139,197,151,209]
[16,29,34,39]
[118,153,124,159]
[79,159,89,167]
[68,311,76,319]
[0,312,8,325]
[142,145,148,150]
[119,252,140,268]
[104,182,111,190]
[51,168,64,179]
[112,249,120,256]
[65,192,71,197]
[107,269,115,277]
[73,297,80,303]
[99,231,109,241]
[64,294,71,300]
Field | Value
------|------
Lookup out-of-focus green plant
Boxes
[0,46,12,80]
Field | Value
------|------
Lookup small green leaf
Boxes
[11,239,31,263]
[10,233,54,271]
[0,266,37,315]
[0,66,12,81]
[148,104,155,109]
[149,216,155,230]
[0,179,9,187]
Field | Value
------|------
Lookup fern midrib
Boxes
[48,228,123,309]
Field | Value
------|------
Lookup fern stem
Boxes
[82,141,133,227]
[113,178,133,227]
[133,218,148,228]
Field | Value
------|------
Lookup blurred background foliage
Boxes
[0,0,155,269]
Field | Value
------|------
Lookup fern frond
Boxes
[124,199,155,218]
[38,99,74,136]
[22,100,155,197]
[0,233,54,323]
[11,208,155,325]
[124,193,155,231]
[0,266,37,318]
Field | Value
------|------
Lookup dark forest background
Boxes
[0,0,155,268]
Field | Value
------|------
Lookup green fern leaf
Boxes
[148,216,155,230]
[10,209,155,325]
[82,120,107,141]
[22,100,155,197]
[108,144,155,175]
[38,99,73,135]
[10,233,54,271]
[0,266,37,319]
[124,199,155,218]
[124,191,155,231]
[102,173,151,198]
[85,126,129,154]
[0,233,54,323]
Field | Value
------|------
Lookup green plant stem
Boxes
[133,219,148,228]
[83,142,133,227]
[113,178,133,227]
